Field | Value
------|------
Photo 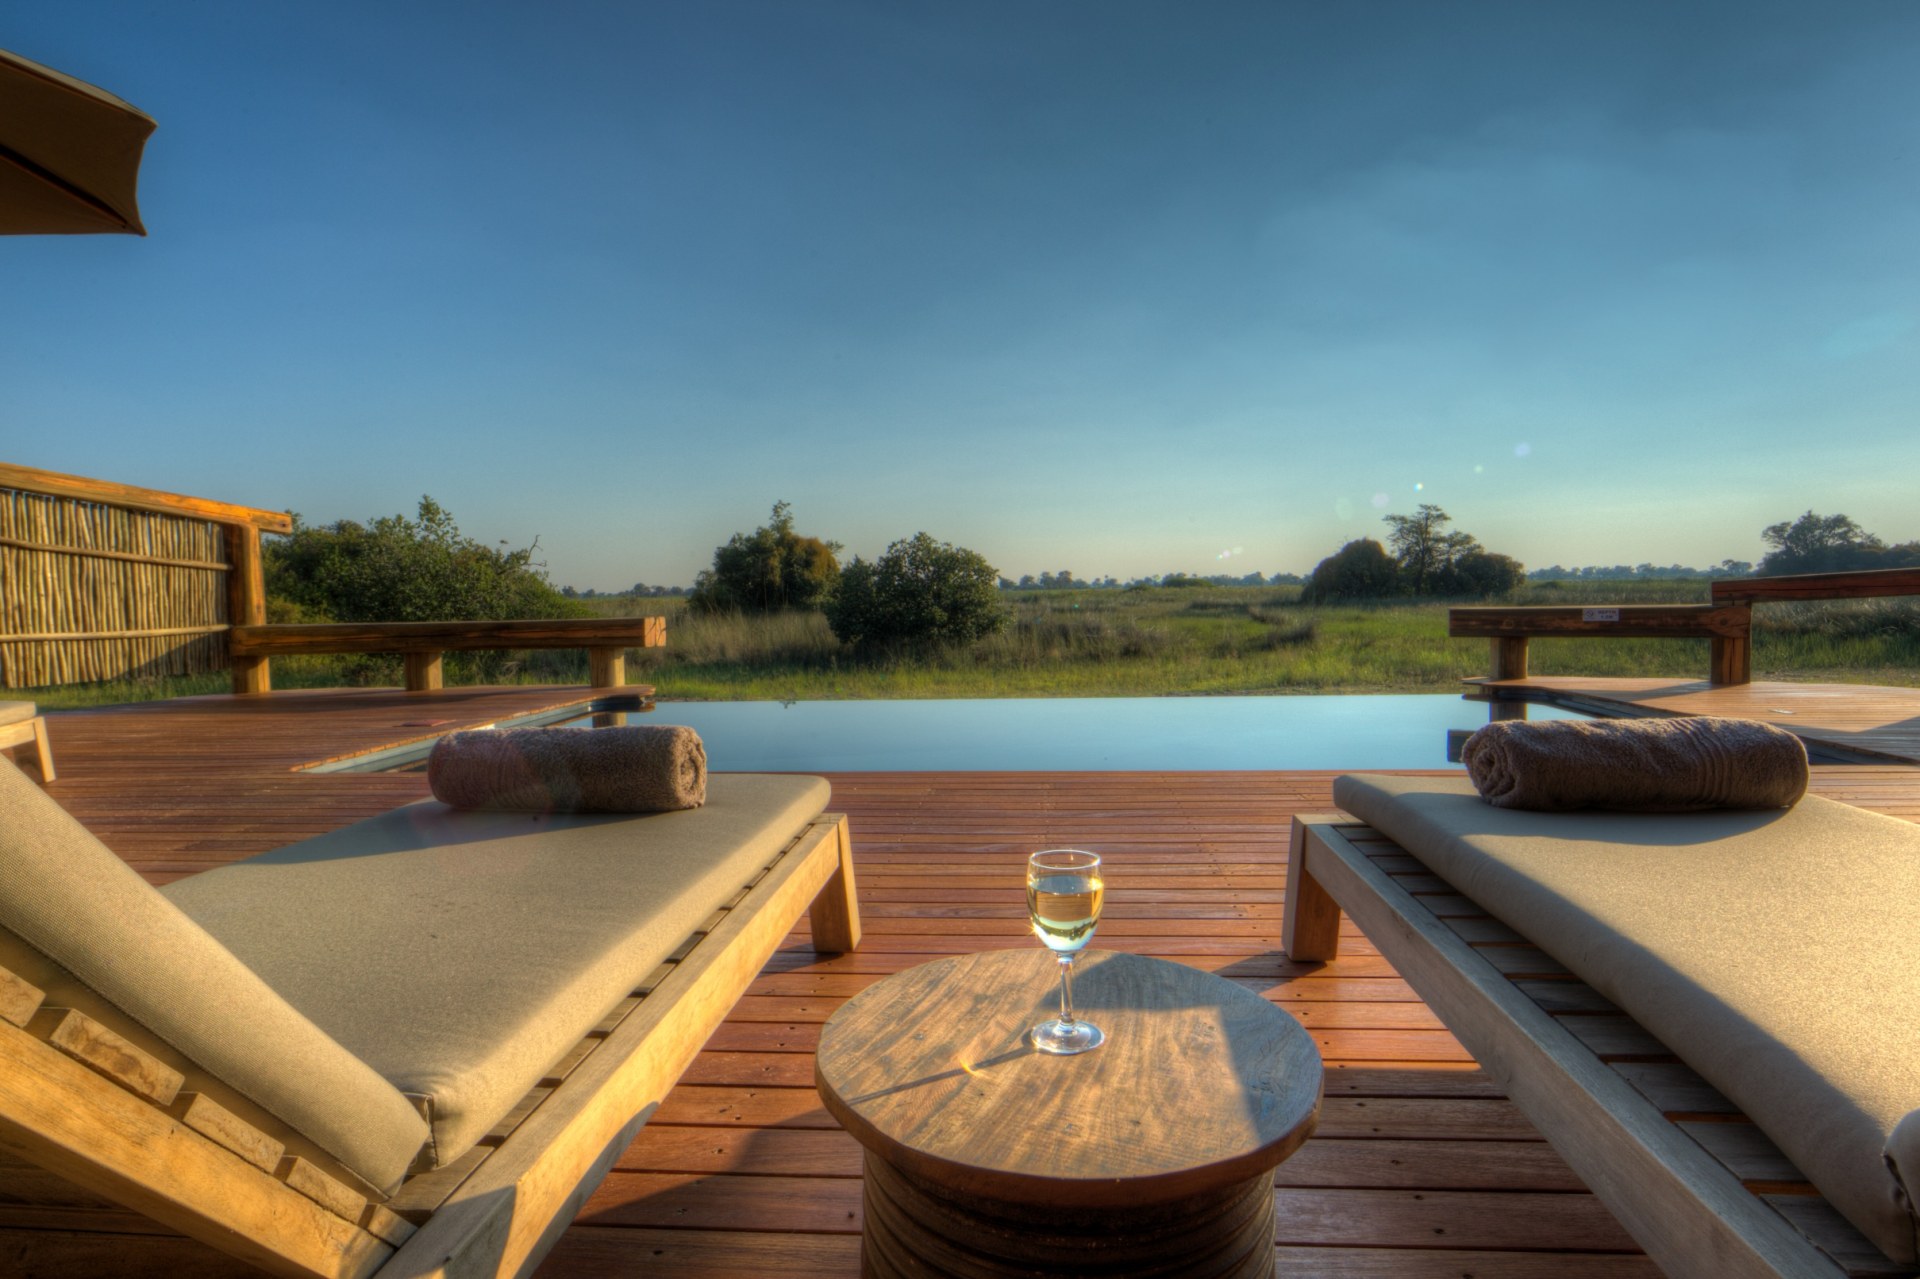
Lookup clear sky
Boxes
[5,2,1916,589]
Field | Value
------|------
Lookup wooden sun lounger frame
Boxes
[0,811,861,1279]
[1284,814,1909,1279]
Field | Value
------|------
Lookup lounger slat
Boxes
[0,962,45,1027]
[1680,1122,1804,1186]
[1558,1016,1674,1061]
[171,1092,286,1173]
[30,1008,184,1106]
[385,1146,491,1224]
[1613,1062,1743,1117]
[278,1156,368,1223]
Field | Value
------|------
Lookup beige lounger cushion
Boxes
[0,701,36,727]
[0,760,430,1194]
[164,772,830,1169]
[1334,773,1920,1265]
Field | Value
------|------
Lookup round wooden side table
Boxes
[815,949,1322,1279]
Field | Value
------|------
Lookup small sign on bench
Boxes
[1582,608,1621,622]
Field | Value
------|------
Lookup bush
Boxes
[1439,550,1526,597]
[825,532,1008,649]
[1302,538,1400,602]
[267,496,583,624]
[688,502,840,614]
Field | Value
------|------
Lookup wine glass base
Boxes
[1030,1017,1105,1055]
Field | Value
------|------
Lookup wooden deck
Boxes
[1469,676,1920,773]
[13,686,1920,1277]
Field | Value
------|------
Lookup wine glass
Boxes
[1027,849,1105,1054]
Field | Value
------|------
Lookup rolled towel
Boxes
[427,725,707,812]
[1461,716,1808,812]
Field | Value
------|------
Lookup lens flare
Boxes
[1370,492,1389,508]
[1514,442,1532,457]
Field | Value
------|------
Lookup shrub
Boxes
[1302,538,1400,602]
[267,496,583,624]
[688,501,841,614]
[1439,550,1526,598]
[825,532,1008,649]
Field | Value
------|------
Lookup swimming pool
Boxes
[306,694,1583,774]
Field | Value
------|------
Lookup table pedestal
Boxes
[860,1152,1277,1279]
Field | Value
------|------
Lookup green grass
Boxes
[26,583,1918,709]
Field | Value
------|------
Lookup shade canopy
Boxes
[0,45,155,236]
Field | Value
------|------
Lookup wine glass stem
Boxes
[1056,953,1077,1027]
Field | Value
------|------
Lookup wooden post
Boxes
[1710,605,1752,685]
[1490,637,1528,682]
[588,647,626,689]
[404,652,444,692]
[1489,700,1529,722]
[224,525,270,695]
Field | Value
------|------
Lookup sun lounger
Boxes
[0,761,860,1277]
[0,700,54,780]
[1285,775,1920,1279]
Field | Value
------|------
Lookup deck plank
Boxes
[10,685,1919,1276]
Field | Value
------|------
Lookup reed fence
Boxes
[0,485,234,688]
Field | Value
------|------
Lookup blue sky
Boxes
[5,2,1915,589]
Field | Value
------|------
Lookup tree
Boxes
[825,533,1008,649]
[1759,511,1884,575]
[1382,505,1479,594]
[688,502,841,613]
[1301,538,1400,602]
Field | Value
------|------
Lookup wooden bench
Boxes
[1284,812,1916,1279]
[230,617,667,693]
[1451,566,1920,687]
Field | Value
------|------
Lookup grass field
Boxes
[27,581,1919,710]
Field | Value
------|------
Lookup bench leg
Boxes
[1283,820,1342,961]
[1490,637,1528,681]
[808,817,861,953]
[588,647,626,688]
[405,652,444,692]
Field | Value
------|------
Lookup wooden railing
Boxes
[0,463,666,694]
[1451,566,1920,687]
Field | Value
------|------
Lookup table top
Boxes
[815,948,1322,1207]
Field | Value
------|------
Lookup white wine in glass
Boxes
[1027,849,1105,1054]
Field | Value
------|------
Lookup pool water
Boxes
[312,695,1581,774]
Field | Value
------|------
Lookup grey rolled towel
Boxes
[427,725,707,812]
[1461,716,1808,812]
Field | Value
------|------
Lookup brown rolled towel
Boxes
[427,725,707,812]
[1461,716,1808,812]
